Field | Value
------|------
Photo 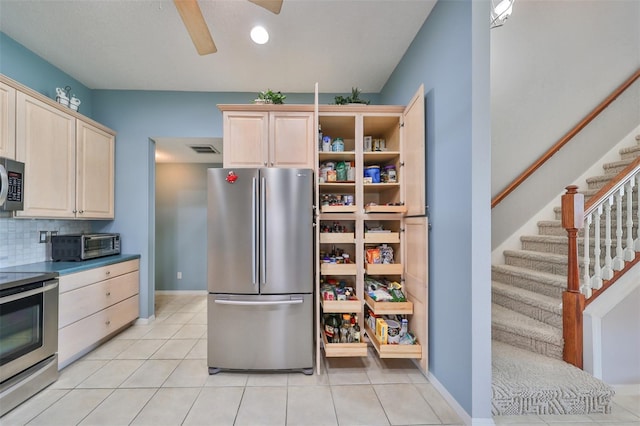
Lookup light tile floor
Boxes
[1,294,638,425]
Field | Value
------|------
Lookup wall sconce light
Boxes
[491,0,515,29]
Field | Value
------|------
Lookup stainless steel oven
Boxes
[0,272,59,417]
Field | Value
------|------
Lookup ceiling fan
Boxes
[173,0,283,55]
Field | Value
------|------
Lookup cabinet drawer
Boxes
[59,259,140,293]
[59,271,139,328]
[58,295,139,367]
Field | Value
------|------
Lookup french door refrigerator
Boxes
[207,168,314,374]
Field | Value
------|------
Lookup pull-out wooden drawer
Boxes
[58,295,139,367]
[59,270,139,328]
[59,259,140,293]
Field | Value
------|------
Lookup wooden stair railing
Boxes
[492,68,640,209]
[562,156,640,368]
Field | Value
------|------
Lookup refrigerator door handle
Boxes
[213,298,304,306]
[260,176,267,285]
[252,177,258,285]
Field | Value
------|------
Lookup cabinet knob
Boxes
[72,209,77,213]
[270,162,274,166]
[106,291,111,296]
[264,162,267,166]
[79,210,84,214]
[105,320,111,326]
[106,271,111,276]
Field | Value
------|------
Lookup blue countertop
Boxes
[0,254,141,276]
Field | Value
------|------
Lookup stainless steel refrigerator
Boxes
[207,168,314,374]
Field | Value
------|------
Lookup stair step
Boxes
[504,249,569,276]
[619,143,640,160]
[603,157,635,175]
[586,174,614,190]
[492,340,615,415]
[492,281,562,328]
[491,264,565,299]
[492,304,563,359]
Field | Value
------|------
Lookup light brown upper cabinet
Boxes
[15,91,115,219]
[0,82,16,159]
[219,105,315,169]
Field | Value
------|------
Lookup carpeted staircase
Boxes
[491,134,640,415]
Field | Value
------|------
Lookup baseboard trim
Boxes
[135,315,155,325]
[612,384,640,395]
[155,290,207,295]
[427,372,495,426]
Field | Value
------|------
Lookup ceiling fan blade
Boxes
[173,0,217,55]
[248,0,283,15]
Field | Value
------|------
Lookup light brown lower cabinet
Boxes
[58,259,140,368]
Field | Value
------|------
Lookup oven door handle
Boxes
[0,281,58,304]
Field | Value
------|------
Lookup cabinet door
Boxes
[223,111,268,167]
[0,82,16,159]
[403,216,428,373]
[15,92,76,218]
[269,112,314,168]
[76,120,115,218]
[402,85,426,216]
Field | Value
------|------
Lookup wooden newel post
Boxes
[561,185,586,368]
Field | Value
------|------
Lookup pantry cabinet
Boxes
[13,88,115,219]
[58,259,140,368]
[0,82,16,159]
[315,86,427,373]
[219,105,315,169]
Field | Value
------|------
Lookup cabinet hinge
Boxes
[400,122,405,128]
[400,228,405,233]
[400,162,405,167]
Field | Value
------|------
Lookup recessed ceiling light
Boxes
[250,26,269,44]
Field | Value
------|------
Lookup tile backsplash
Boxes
[0,216,91,267]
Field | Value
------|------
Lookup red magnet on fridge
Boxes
[226,171,238,184]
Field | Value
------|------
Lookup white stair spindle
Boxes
[602,196,614,281]
[613,186,624,270]
[625,179,636,261]
[582,213,592,296]
[635,173,640,250]
[592,205,603,290]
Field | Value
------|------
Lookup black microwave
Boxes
[51,233,120,261]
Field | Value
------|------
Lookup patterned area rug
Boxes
[492,340,615,415]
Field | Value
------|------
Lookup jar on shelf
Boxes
[332,138,344,152]
[384,165,397,183]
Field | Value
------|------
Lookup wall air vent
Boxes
[189,145,220,154]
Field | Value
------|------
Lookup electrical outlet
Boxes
[39,231,48,243]
[177,272,182,280]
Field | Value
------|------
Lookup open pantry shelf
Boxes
[363,204,406,214]
[321,263,357,275]
[321,297,361,313]
[322,332,368,357]
[364,294,413,315]
[321,205,358,213]
[364,232,400,244]
[364,324,422,359]
[364,263,403,275]
[320,233,355,244]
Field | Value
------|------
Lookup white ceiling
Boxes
[0,0,436,163]
[0,0,436,93]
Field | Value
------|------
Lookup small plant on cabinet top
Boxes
[255,89,286,104]
[334,87,370,105]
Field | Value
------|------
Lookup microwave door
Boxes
[0,163,7,206]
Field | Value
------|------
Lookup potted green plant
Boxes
[334,87,370,105]
[254,89,286,104]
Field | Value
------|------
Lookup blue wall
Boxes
[380,0,492,418]
[0,33,93,116]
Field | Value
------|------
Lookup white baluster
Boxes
[625,179,636,261]
[592,205,603,290]
[602,196,614,281]
[613,186,625,270]
[582,213,592,296]
[635,173,640,250]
